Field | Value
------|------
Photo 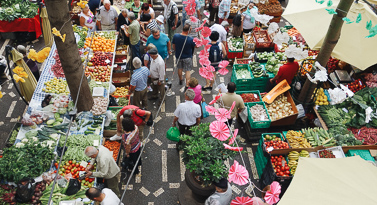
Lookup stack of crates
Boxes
[231,64,253,91]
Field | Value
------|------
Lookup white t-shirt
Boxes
[242,13,256,30]
[210,24,227,43]
[174,101,201,126]
[101,188,124,205]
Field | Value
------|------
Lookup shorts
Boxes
[178,58,193,72]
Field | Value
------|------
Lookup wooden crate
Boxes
[269,91,299,127]
[112,71,130,87]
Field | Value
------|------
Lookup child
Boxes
[156,15,165,34]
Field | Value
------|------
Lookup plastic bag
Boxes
[15,178,35,203]
[64,178,81,196]
[166,127,180,142]
[21,115,36,127]
[201,102,209,118]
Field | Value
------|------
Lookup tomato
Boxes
[65,170,70,174]
[279,155,283,158]
[277,158,282,162]
[54,170,57,173]
[54,162,58,167]
[85,177,89,181]
[279,172,284,176]
[285,171,290,175]
[76,163,80,168]
[277,162,282,166]
[89,178,94,183]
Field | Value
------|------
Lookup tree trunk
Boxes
[45,0,93,112]
[298,0,353,106]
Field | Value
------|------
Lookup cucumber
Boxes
[85,131,94,134]
[46,119,55,125]
[87,127,96,131]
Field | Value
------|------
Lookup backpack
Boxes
[209,42,222,63]
[134,108,154,126]
[168,4,181,28]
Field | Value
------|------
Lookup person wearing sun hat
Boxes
[205,178,232,205]
[156,15,166,33]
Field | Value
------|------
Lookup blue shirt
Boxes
[172,34,195,59]
[146,33,170,60]
[130,66,150,91]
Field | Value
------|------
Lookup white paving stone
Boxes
[153,138,163,146]
[162,150,168,182]
[166,112,174,117]
[168,144,176,148]
[153,188,165,197]
[6,101,17,118]
[169,183,180,188]
[231,185,241,195]
[139,186,150,196]
[247,147,259,180]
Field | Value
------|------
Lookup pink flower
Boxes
[205,105,217,114]
[218,60,229,69]
[231,196,253,205]
[209,94,222,105]
[199,58,211,67]
[264,181,281,204]
[184,3,196,16]
[228,160,249,185]
[190,16,199,23]
[218,67,229,75]
[209,121,230,141]
[199,49,209,58]
[201,27,212,38]
[228,129,238,145]
[215,108,231,122]
[229,101,236,114]
[204,44,212,50]
[199,66,214,80]
[223,143,243,151]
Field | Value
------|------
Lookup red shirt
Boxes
[276,62,299,85]
[120,105,146,126]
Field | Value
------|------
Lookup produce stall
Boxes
[0,25,130,204]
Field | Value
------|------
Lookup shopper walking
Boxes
[85,187,124,205]
[130,57,150,109]
[121,118,142,176]
[84,146,120,197]
[163,0,179,49]
[216,82,245,125]
[210,21,229,46]
[156,15,166,33]
[218,0,231,24]
[172,89,201,135]
[96,0,118,30]
[148,47,166,105]
[141,14,159,37]
[123,12,141,62]
[188,77,204,105]
[208,0,220,25]
[172,24,197,87]
[242,2,258,34]
[79,4,96,30]
[146,28,171,61]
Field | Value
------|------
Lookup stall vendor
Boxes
[268,57,299,91]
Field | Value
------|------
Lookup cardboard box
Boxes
[112,71,130,87]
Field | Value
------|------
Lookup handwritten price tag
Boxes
[93,140,99,146]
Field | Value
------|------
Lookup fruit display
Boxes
[254,31,271,45]
[42,78,69,94]
[72,25,88,48]
[89,81,109,93]
[51,50,65,78]
[235,59,250,64]
[243,33,254,45]
[264,134,290,151]
[94,30,117,39]
[112,86,129,96]
[365,73,377,87]
[103,140,121,161]
[300,61,313,76]
[347,79,366,93]
[318,150,336,158]
[228,37,244,51]
[265,94,295,121]
[314,87,329,105]
[287,150,309,175]
[326,58,339,73]
[85,65,111,82]
[89,52,114,66]
[115,55,128,63]
[302,127,336,147]
[230,5,240,14]
[271,155,290,177]
[116,46,128,55]
[285,130,312,148]
[84,36,116,52]
[249,104,269,122]
[240,93,260,102]
[256,0,283,14]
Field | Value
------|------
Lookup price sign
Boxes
[254,94,257,98]
[267,147,274,152]
[93,140,99,146]
[122,51,126,54]
[95,128,101,135]
[96,82,102,85]
[342,108,348,113]
[80,161,88,167]
[122,59,127,63]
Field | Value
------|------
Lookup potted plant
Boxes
[179,123,238,203]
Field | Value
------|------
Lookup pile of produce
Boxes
[94,30,117,39]
[234,67,252,79]
[285,130,312,148]
[0,1,38,21]
[85,65,111,82]
[228,37,243,51]
[326,58,339,73]
[256,51,274,61]
[0,143,54,182]
[72,25,88,48]
[89,81,109,93]
[314,87,329,105]
[51,50,65,78]
[349,127,377,145]
[266,56,283,75]
[240,93,260,102]
[328,127,362,146]
[112,86,129,96]
[0,184,16,204]
[271,155,290,177]
[301,127,336,147]
[103,140,121,161]
[230,5,240,14]
[91,97,108,115]
[8,126,19,145]
[118,97,130,106]
[115,55,127,63]
[256,0,283,14]
[264,134,289,151]
[85,36,115,52]
[364,73,377,87]
[236,59,250,64]
[43,77,69,94]
[251,65,267,78]
[287,27,300,37]
[265,94,295,121]
[243,33,254,45]
[287,150,309,175]
[347,79,366,93]
[39,183,88,204]
[249,104,269,122]
[300,61,313,76]
[318,149,336,158]
[89,52,113,66]
[254,30,271,45]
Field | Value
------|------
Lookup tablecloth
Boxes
[0,15,42,38]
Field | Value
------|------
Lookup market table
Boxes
[0,15,42,39]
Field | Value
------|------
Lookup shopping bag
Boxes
[166,127,180,142]
[201,102,209,118]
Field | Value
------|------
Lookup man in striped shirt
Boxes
[130,57,150,109]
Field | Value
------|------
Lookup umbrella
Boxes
[282,0,377,70]
[209,120,230,141]
[231,196,254,205]
[10,49,37,102]
[228,160,249,186]
[40,6,53,48]
[264,181,281,204]
[278,156,377,205]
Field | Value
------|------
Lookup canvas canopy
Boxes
[279,156,377,205]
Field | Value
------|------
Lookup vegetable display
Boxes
[240,93,260,103]
[318,150,336,158]
[265,94,295,121]
[264,135,289,151]
[249,62,268,78]
[112,86,129,96]
[91,97,108,115]
[51,50,65,78]
[349,127,377,145]
[285,130,312,148]
[72,25,88,48]
[234,67,252,79]
[301,127,336,147]
[0,143,54,182]
[0,1,38,22]
[249,104,268,122]
[329,127,362,146]
[347,79,366,93]
[118,97,129,106]
[89,81,109,93]
[228,37,243,51]
[271,155,290,177]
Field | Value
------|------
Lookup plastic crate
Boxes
[226,43,244,59]
[250,84,267,92]
[346,150,375,162]
[247,102,271,129]
[236,90,262,103]
[232,64,253,85]
[253,30,273,48]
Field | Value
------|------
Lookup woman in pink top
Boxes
[188,77,204,104]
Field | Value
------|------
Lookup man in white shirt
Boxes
[210,21,229,47]
[148,47,165,105]
[172,89,201,135]
[96,0,118,30]
[85,187,124,205]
